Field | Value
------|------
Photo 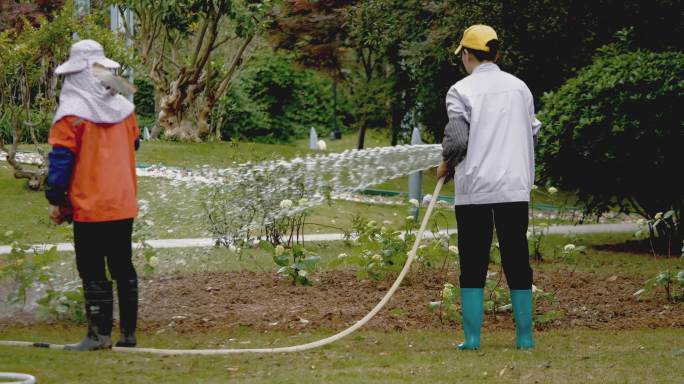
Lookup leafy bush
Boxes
[538,47,683,238]
[214,50,351,143]
[263,242,320,286]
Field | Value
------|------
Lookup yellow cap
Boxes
[453,25,498,55]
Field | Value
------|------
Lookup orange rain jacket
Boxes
[48,114,140,222]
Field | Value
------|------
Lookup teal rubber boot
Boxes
[511,289,535,349]
[458,288,484,350]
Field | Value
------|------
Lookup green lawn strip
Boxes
[0,326,682,383]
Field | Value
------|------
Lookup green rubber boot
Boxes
[458,288,484,350]
[511,289,535,349]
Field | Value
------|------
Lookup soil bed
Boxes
[113,269,684,332]
[3,269,682,333]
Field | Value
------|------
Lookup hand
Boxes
[436,161,454,182]
[48,204,64,225]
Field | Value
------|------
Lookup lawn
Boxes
[0,326,682,383]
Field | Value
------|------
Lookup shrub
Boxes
[538,47,683,240]
[214,50,351,143]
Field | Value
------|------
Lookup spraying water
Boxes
[138,144,443,244]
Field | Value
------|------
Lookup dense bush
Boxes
[214,50,352,143]
[537,48,683,231]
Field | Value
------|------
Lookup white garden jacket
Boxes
[445,62,541,206]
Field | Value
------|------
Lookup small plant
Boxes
[0,230,59,305]
[133,200,158,275]
[532,285,563,326]
[637,269,684,303]
[635,210,680,258]
[427,283,461,325]
[336,214,416,280]
[263,242,320,285]
[36,279,85,323]
[0,230,85,322]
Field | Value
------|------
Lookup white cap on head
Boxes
[55,39,120,75]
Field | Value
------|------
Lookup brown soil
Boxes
[122,269,684,332]
[3,269,682,332]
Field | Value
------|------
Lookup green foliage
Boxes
[0,2,130,144]
[0,229,84,323]
[215,50,348,143]
[538,46,683,228]
[334,214,416,281]
[427,283,461,325]
[641,269,684,302]
[134,77,156,119]
[263,242,320,285]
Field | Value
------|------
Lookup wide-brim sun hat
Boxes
[55,39,120,75]
[453,24,498,55]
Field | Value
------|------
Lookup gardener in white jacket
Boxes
[437,25,541,350]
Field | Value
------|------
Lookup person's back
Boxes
[447,63,538,205]
[46,39,140,351]
[438,25,539,351]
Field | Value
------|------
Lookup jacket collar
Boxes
[472,62,500,74]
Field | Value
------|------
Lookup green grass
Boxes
[0,325,682,383]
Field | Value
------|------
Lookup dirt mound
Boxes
[2,269,682,333]
[134,269,683,332]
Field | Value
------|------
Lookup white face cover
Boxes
[52,67,135,124]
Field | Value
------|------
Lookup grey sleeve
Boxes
[442,116,469,169]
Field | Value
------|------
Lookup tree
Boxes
[0,2,128,189]
[269,0,352,143]
[113,0,273,141]
[537,43,683,244]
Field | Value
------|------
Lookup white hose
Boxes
[0,372,36,384]
[0,178,445,355]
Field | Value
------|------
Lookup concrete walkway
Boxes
[0,222,638,255]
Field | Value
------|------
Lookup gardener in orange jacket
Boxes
[46,39,140,351]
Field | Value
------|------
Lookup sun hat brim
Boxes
[55,57,120,75]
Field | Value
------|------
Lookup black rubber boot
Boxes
[115,279,138,348]
[64,280,113,351]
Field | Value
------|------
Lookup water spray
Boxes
[0,177,446,355]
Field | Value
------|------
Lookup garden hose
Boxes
[0,178,445,355]
[0,372,36,384]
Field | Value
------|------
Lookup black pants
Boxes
[455,202,532,290]
[73,219,137,282]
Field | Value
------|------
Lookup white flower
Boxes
[298,198,308,206]
[532,184,538,190]
[279,199,293,208]
[408,198,419,208]
[298,269,308,277]
[337,253,348,259]
[372,254,382,262]
[275,245,285,256]
[405,215,415,222]
[654,212,663,220]
[448,245,459,254]
[547,186,558,194]
[229,244,237,252]
[317,140,327,151]
[531,284,540,293]
[442,283,455,300]
[149,256,159,267]
[563,244,576,252]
